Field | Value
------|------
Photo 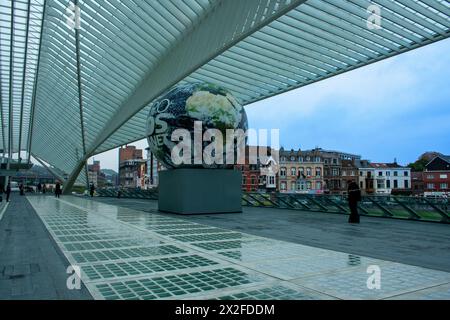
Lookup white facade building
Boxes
[358,163,411,194]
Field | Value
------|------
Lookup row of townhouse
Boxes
[277,148,411,195]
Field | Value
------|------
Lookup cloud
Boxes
[245,38,450,163]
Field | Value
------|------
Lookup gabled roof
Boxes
[370,162,408,169]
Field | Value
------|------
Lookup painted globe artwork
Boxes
[146,82,248,169]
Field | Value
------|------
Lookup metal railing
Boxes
[243,193,449,224]
[95,188,450,224]
[96,188,158,200]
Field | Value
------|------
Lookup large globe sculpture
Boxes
[146,82,248,169]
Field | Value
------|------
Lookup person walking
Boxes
[55,182,61,198]
[42,184,46,194]
[0,184,4,202]
[90,184,95,197]
[5,182,11,202]
[19,183,25,196]
[37,182,42,194]
[347,180,361,224]
[117,185,122,199]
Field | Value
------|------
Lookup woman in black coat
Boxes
[55,182,62,198]
[347,180,361,224]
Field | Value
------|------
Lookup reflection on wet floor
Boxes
[27,195,450,300]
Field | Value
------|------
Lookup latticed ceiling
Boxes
[0,0,449,186]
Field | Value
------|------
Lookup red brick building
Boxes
[119,145,143,163]
[411,171,425,195]
[423,155,450,194]
[235,146,260,192]
[118,146,144,188]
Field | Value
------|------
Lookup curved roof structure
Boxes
[1,0,449,187]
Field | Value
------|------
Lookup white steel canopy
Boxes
[0,0,449,188]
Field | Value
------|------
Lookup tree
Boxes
[407,152,443,172]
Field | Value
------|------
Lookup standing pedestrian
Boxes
[19,183,25,196]
[42,184,47,194]
[5,182,11,202]
[90,184,95,197]
[55,182,61,198]
[37,182,42,194]
[0,184,4,202]
[347,180,361,224]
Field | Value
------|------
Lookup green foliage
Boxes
[407,157,429,172]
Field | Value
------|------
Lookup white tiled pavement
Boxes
[27,196,450,300]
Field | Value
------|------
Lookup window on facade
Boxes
[306,181,311,190]
[394,180,398,188]
[315,167,321,177]
[360,171,363,176]
[427,183,435,190]
[332,168,339,176]
[291,156,295,161]
[404,171,409,177]
[306,156,311,162]
[440,174,448,179]
[316,181,322,190]
[378,171,383,177]
[405,180,409,189]
[387,180,391,188]
[291,182,296,191]
[269,176,275,185]
[299,167,304,176]
[281,182,286,190]
[333,159,337,164]
[394,171,398,176]
[242,176,246,185]
[441,183,448,189]
[299,157,303,162]
[427,174,434,179]
[306,167,312,176]
[280,167,286,177]
[291,167,296,176]
[251,176,256,185]
[386,171,390,176]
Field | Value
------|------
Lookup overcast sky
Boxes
[91,38,450,171]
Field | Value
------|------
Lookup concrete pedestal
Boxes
[158,168,242,214]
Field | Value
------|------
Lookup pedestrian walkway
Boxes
[20,195,450,300]
[0,195,92,299]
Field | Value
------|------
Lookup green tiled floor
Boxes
[72,245,187,264]
[83,255,219,281]
[94,267,267,300]
[27,196,450,300]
